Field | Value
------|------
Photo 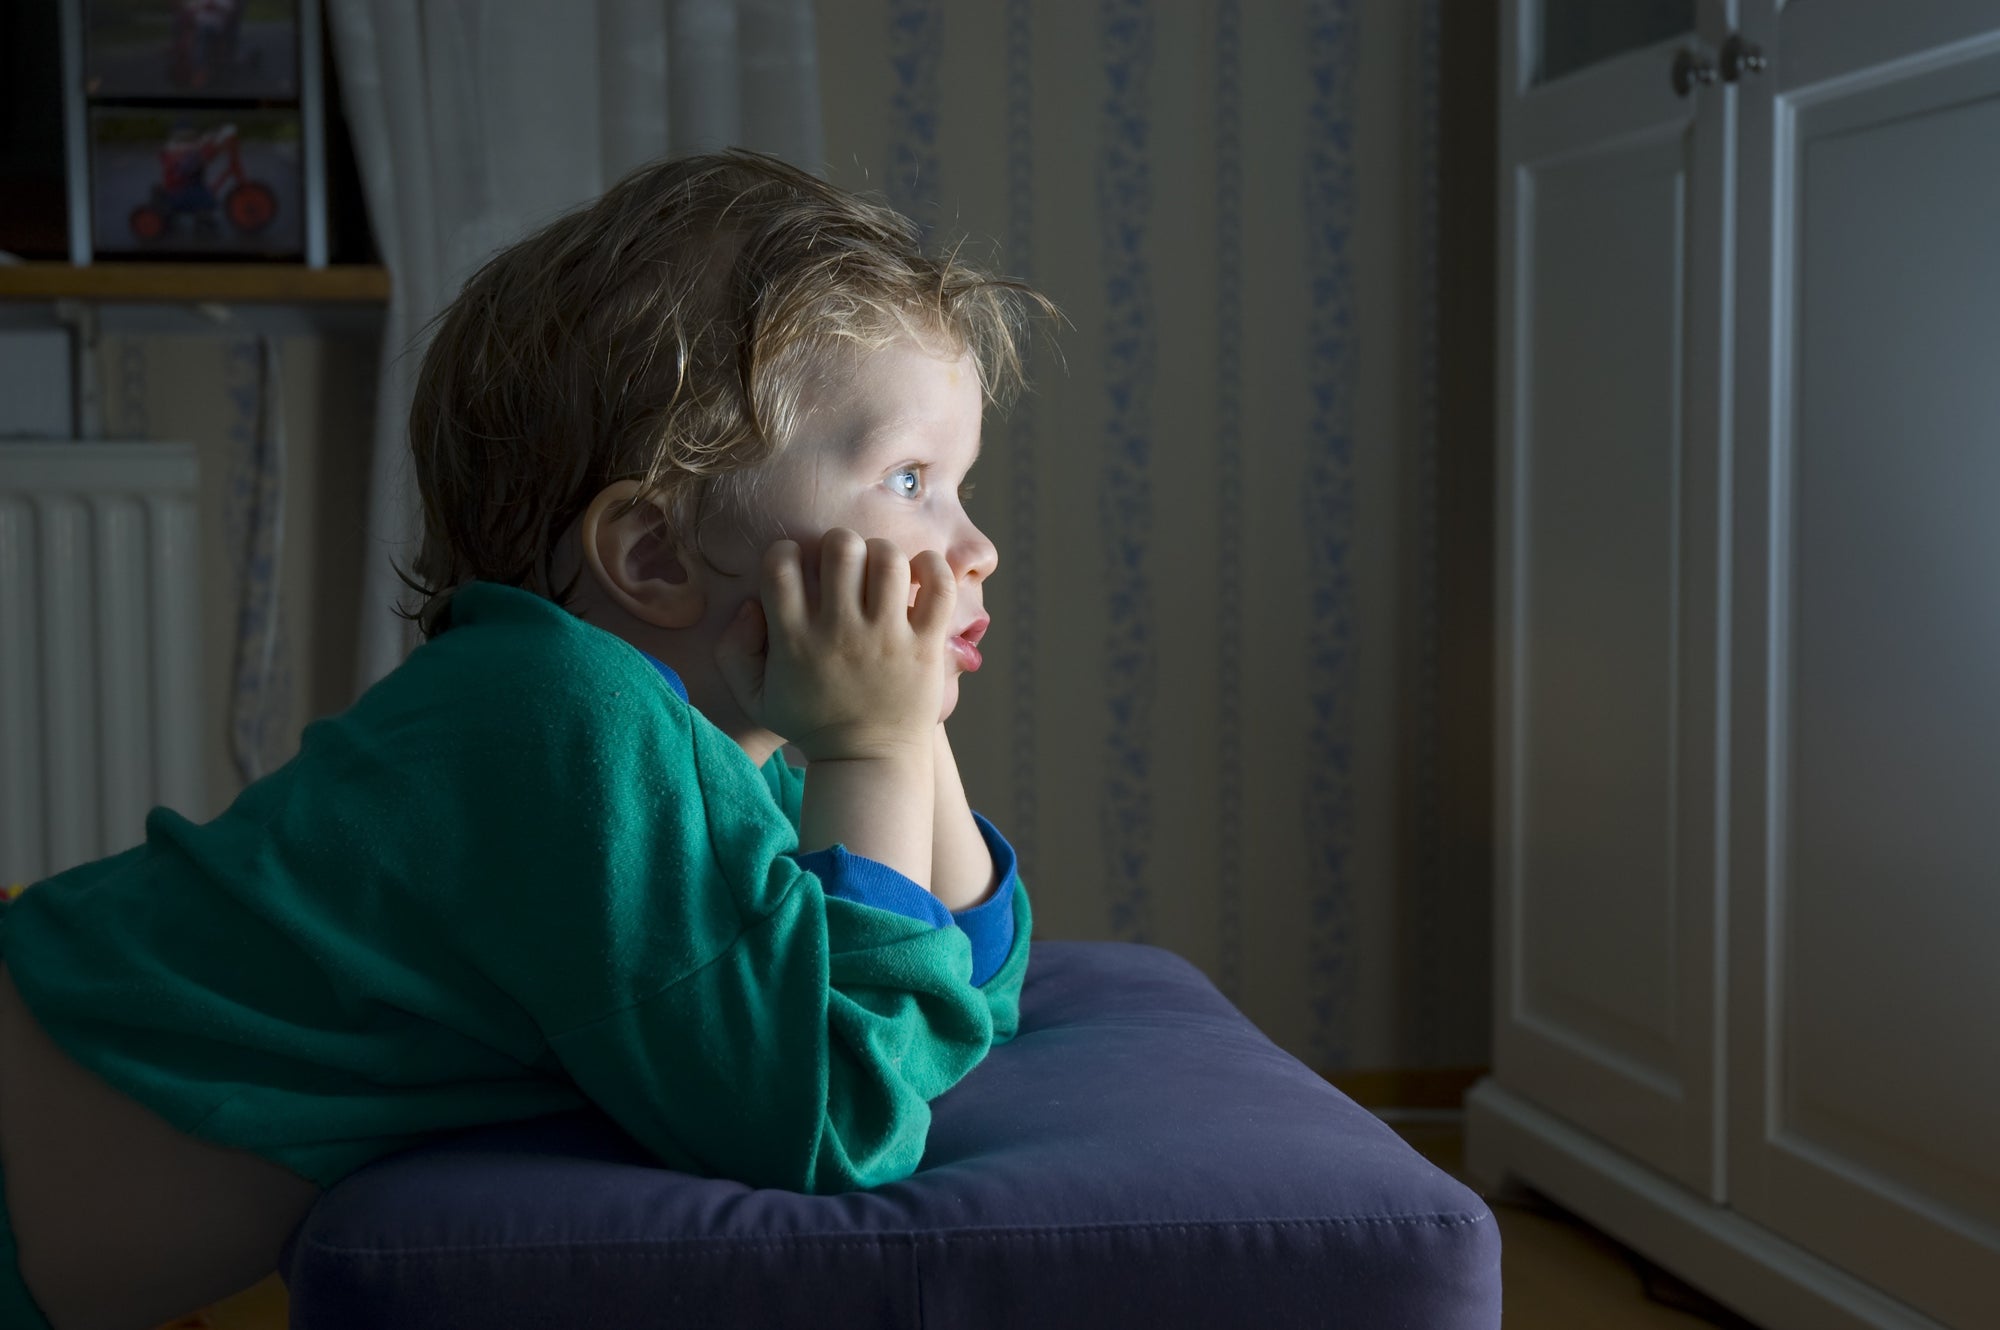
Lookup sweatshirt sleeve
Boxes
[761,754,1031,1029]
[521,678,1023,1194]
[546,868,994,1194]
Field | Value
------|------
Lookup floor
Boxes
[1393,1118,1764,1330]
[154,1275,287,1329]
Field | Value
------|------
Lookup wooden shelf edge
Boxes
[0,262,391,304]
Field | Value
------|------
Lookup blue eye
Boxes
[890,467,922,497]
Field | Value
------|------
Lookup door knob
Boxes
[1672,46,1718,97]
[1721,34,1767,82]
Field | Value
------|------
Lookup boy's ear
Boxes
[577,481,707,629]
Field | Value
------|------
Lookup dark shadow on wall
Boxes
[1393,0,1499,1081]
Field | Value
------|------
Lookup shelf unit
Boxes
[0,262,389,304]
[58,0,331,267]
[0,260,388,440]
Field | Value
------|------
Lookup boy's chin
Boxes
[938,674,962,724]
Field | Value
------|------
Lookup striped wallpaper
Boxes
[818,0,1476,1074]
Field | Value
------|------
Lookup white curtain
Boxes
[327,0,824,691]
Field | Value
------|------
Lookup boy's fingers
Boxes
[908,549,955,640]
[818,528,867,621]
[862,537,910,619]
[712,599,768,711]
[760,540,808,634]
[723,597,767,656]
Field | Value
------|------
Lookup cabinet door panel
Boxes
[1519,144,1686,1081]
[1730,4,2000,1325]
[1495,0,1732,1198]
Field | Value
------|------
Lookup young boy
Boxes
[0,150,1051,1330]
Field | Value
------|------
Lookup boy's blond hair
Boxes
[402,149,1052,637]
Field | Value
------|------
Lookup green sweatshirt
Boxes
[4,582,1031,1195]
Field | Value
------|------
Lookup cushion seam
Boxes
[296,1209,1494,1260]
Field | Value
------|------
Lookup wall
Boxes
[82,0,1503,1084]
[84,326,376,822]
[816,0,1491,1076]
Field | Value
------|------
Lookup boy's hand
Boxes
[716,529,954,762]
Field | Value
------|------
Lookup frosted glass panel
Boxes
[1540,0,1694,83]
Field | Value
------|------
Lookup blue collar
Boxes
[638,652,689,703]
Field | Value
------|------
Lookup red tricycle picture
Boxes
[91,109,304,257]
[84,0,300,102]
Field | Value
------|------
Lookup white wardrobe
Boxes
[1465,3,2000,1328]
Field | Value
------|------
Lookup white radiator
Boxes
[0,442,204,885]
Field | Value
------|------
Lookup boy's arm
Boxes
[757,725,1026,1005]
[439,574,996,1198]
[929,724,998,911]
[799,750,933,889]
[545,713,991,1197]
[559,532,994,1192]
[719,533,943,887]
[928,723,1029,1026]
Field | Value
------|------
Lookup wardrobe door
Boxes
[1490,0,1734,1198]
[1728,2,2000,1325]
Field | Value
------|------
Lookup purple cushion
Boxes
[282,942,1500,1328]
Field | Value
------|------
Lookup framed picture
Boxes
[90,106,304,257]
[83,0,300,102]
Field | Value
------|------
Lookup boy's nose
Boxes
[951,520,999,584]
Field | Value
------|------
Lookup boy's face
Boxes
[708,335,998,725]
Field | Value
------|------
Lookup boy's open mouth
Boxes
[950,616,989,672]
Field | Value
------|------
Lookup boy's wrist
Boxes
[797,729,932,765]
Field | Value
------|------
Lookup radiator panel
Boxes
[0,443,203,884]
